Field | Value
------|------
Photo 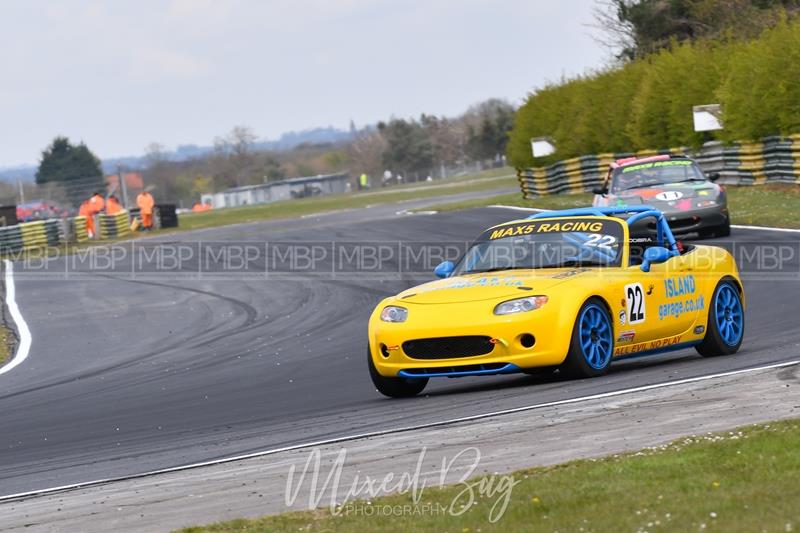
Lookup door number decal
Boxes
[625,282,646,324]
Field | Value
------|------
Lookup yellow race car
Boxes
[368,206,745,397]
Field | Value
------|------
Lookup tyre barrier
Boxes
[0,220,63,254]
[66,216,89,243]
[98,210,132,239]
[517,134,800,198]
[155,204,178,228]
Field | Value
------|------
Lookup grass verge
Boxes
[179,419,800,532]
[0,301,12,366]
[177,168,516,232]
[426,184,800,229]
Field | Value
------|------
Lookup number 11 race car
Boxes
[368,206,745,397]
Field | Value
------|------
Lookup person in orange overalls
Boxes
[106,195,123,215]
[88,191,105,214]
[136,190,155,230]
[78,200,95,238]
[191,202,212,212]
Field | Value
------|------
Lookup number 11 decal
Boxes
[625,282,646,324]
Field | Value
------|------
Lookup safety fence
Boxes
[98,210,132,239]
[0,211,136,255]
[517,134,800,198]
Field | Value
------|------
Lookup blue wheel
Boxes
[696,280,744,357]
[561,298,614,377]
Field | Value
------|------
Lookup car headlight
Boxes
[494,296,548,315]
[696,199,719,207]
[380,306,408,322]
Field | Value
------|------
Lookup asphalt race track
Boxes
[0,199,798,497]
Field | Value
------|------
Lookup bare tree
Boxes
[348,129,387,180]
[212,125,259,188]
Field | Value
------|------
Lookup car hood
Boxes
[611,182,721,212]
[396,269,590,304]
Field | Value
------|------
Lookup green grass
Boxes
[0,318,12,366]
[726,184,800,228]
[179,419,800,533]
[425,184,800,229]
[177,168,516,232]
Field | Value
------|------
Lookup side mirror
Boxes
[434,260,455,278]
[641,246,673,272]
[592,186,608,195]
[707,172,720,182]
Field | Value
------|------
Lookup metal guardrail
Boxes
[517,134,800,198]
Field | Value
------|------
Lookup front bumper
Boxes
[630,205,729,236]
[369,301,570,378]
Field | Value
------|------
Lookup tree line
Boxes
[508,14,800,167]
[32,98,515,208]
[508,2,800,168]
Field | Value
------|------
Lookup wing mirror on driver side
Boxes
[641,246,673,272]
[434,260,455,278]
[592,186,608,195]
[707,172,720,182]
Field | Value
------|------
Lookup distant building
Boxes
[105,172,145,198]
[201,173,349,209]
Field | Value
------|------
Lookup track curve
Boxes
[0,203,798,496]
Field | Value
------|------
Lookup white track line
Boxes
[1,358,797,502]
[0,260,31,377]
[731,224,800,233]
[488,204,800,233]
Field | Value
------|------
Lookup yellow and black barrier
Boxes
[517,148,677,199]
[0,220,63,254]
[518,134,800,198]
[72,216,89,243]
[98,210,132,239]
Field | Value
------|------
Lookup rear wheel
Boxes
[560,298,614,378]
[367,346,428,398]
[696,280,744,357]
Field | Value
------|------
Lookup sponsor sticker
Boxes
[614,334,683,356]
[617,331,635,343]
[618,309,627,326]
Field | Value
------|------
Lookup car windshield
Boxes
[611,159,706,192]
[453,218,625,274]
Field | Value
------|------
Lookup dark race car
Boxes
[592,155,730,239]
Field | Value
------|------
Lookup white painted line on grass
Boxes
[0,260,32,376]
[1,357,797,502]
[731,224,800,233]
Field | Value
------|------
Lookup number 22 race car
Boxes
[368,206,745,397]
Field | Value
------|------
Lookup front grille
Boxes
[402,336,494,360]
[401,363,509,376]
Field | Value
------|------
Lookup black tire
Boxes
[559,297,614,378]
[367,346,428,398]
[696,279,744,357]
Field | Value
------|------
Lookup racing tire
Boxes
[560,298,614,378]
[368,346,428,398]
[696,279,744,357]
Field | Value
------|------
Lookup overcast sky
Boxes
[0,0,607,167]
